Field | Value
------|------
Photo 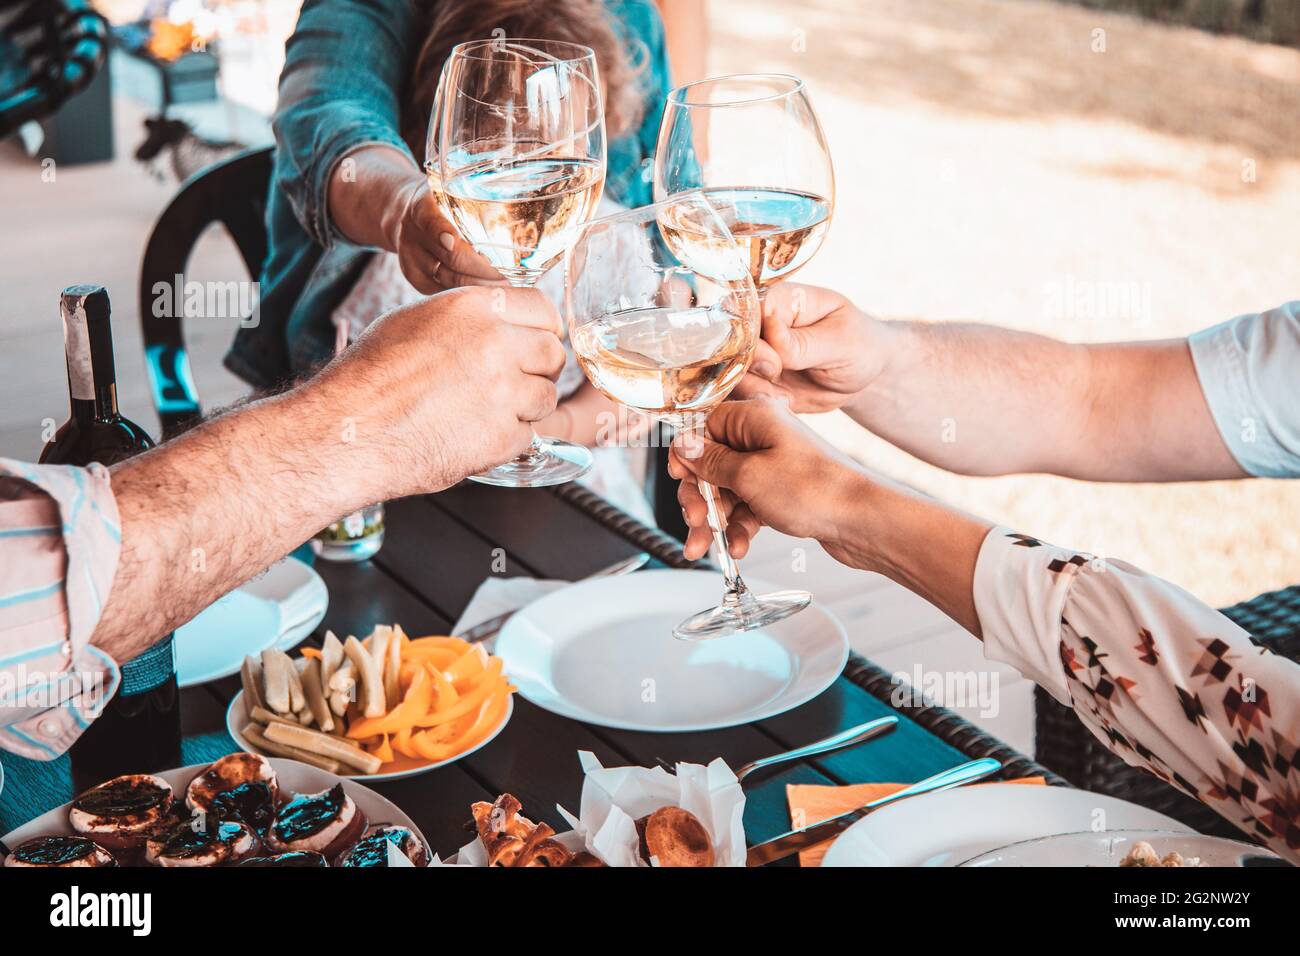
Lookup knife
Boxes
[456,551,651,644]
[744,756,1003,867]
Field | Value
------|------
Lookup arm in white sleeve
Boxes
[1189,301,1300,478]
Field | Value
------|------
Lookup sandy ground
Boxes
[706,0,1300,606]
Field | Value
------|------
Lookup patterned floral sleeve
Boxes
[975,527,1300,862]
[0,458,122,760]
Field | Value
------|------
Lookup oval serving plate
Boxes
[225,689,513,783]
[1,758,426,858]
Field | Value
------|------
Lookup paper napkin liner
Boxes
[433,751,748,866]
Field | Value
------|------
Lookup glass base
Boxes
[469,436,593,488]
[673,589,813,641]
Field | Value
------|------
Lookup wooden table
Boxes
[0,483,1060,861]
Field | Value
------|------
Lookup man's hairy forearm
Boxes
[92,387,370,663]
[846,321,1243,481]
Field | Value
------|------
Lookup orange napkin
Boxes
[786,777,1046,866]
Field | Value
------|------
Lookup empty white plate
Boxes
[175,557,328,687]
[821,784,1192,867]
[493,568,848,732]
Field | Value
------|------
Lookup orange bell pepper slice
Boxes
[411,684,510,762]
[369,733,395,763]
[392,726,417,759]
[413,659,503,729]
[346,666,433,738]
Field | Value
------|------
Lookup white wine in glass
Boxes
[658,186,831,293]
[441,154,605,286]
[654,74,834,299]
[429,38,607,487]
[566,197,812,641]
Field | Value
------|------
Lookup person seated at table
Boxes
[0,286,564,760]
[224,0,681,519]
[668,287,1300,861]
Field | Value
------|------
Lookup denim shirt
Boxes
[225,0,671,388]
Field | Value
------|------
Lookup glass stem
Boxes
[513,430,547,466]
[507,272,547,467]
[698,476,750,603]
[685,417,752,605]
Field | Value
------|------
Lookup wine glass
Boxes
[565,196,813,640]
[653,74,834,299]
[427,38,606,487]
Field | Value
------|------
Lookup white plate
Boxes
[1,758,426,862]
[821,784,1193,867]
[960,828,1283,867]
[226,689,513,783]
[493,568,849,732]
[176,558,328,688]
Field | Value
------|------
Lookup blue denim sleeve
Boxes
[272,0,420,250]
[1188,301,1300,478]
[606,0,671,207]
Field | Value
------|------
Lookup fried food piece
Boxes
[241,723,343,774]
[300,656,334,732]
[263,720,383,774]
[470,793,574,867]
[240,656,266,712]
[635,806,714,867]
[344,635,386,717]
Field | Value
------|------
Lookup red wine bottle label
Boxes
[120,634,176,696]
[60,293,96,401]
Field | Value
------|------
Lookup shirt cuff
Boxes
[974,526,1085,706]
[1188,307,1300,478]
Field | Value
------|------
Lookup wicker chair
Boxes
[1034,585,1300,839]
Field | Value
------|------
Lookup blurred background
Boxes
[2,0,1297,747]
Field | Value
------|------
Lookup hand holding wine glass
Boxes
[565,197,812,640]
[427,38,607,486]
[641,72,834,636]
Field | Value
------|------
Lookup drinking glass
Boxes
[428,38,605,486]
[565,197,812,640]
[654,74,834,299]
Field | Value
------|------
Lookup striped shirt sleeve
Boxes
[0,458,122,760]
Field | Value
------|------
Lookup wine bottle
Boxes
[40,285,181,790]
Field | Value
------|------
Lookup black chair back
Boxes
[0,0,106,137]
[138,145,272,439]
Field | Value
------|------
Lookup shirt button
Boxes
[38,719,61,738]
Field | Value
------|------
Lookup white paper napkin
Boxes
[432,751,747,867]
[451,577,567,647]
[556,751,747,867]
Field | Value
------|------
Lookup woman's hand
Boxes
[667,397,867,562]
[328,145,502,293]
[382,177,504,293]
[739,283,886,413]
[667,397,991,635]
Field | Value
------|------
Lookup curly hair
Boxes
[402,0,646,158]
